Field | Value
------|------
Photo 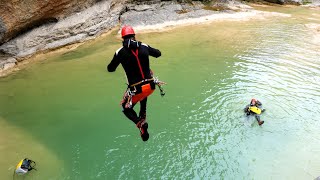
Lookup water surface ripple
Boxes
[1,9,320,180]
[169,20,320,179]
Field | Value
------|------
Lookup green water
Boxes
[1,6,320,180]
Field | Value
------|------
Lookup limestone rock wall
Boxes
[0,0,128,73]
[0,0,313,46]
[0,0,107,45]
[0,0,125,57]
[0,0,318,74]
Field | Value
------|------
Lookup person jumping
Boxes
[107,25,163,141]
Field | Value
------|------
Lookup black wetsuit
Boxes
[107,39,161,85]
[22,159,35,171]
[244,100,264,122]
[107,39,161,124]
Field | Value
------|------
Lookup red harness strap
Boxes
[131,49,145,79]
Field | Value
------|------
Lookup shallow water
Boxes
[1,6,320,180]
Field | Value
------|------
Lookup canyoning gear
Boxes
[107,41,161,85]
[154,76,166,97]
[15,158,36,175]
[122,82,155,108]
[130,77,166,96]
[250,98,257,106]
[121,25,135,38]
[244,99,265,126]
[250,98,262,106]
[129,46,146,80]
[248,106,262,115]
[132,83,155,104]
[15,160,27,175]
[121,82,155,109]
[108,31,163,141]
[130,78,155,87]
[121,77,165,109]
[109,38,164,108]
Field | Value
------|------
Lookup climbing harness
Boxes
[153,76,166,97]
[121,47,166,108]
[122,86,136,109]
[131,49,145,79]
[121,77,166,108]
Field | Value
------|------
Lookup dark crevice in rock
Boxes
[119,6,130,22]
[16,17,59,38]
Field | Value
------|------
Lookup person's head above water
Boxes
[121,25,135,39]
[250,98,257,106]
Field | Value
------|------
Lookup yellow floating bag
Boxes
[249,106,262,115]
[16,159,23,170]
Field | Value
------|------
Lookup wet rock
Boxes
[0,57,17,70]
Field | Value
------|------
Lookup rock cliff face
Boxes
[0,0,317,75]
[0,0,106,45]
[0,0,308,45]
[0,0,128,73]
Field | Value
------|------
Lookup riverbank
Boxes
[0,1,318,77]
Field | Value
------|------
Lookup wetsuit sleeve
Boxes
[244,105,249,113]
[148,46,161,58]
[107,53,121,72]
[256,100,262,106]
[244,105,251,115]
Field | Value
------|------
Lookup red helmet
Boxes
[250,98,257,105]
[121,25,135,38]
